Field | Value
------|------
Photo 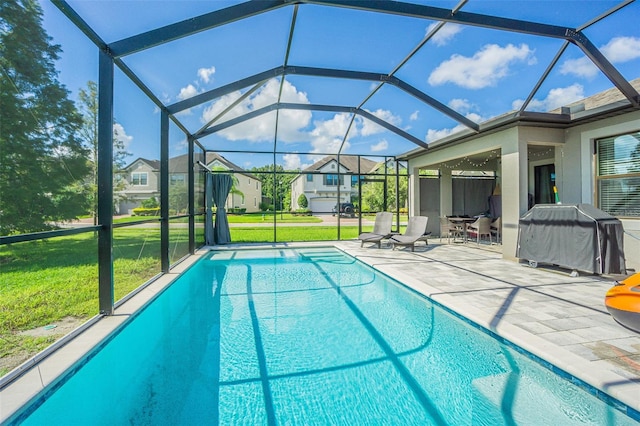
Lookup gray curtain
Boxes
[205,173,215,245]
[212,173,233,244]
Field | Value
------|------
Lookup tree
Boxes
[249,164,295,210]
[361,171,408,213]
[0,0,91,234]
[77,81,131,222]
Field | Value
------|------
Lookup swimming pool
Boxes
[5,247,638,424]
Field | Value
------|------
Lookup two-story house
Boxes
[204,153,262,213]
[117,153,262,214]
[290,155,378,214]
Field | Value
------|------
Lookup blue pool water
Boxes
[8,247,638,425]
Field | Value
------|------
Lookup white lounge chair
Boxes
[358,212,393,248]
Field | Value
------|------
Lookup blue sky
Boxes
[41,0,640,170]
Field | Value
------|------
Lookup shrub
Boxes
[259,202,271,211]
[132,207,160,216]
[140,197,159,209]
[293,209,312,216]
[297,194,308,209]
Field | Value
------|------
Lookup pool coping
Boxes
[1,242,638,423]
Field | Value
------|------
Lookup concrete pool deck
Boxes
[1,240,638,422]
[335,240,640,418]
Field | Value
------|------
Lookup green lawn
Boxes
[114,212,324,224]
[0,230,168,375]
[230,226,361,242]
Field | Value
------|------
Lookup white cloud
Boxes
[602,36,640,62]
[371,139,388,152]
[427,22,463,46]
[201,79,311,142]
[410,110,419,121]
[425,112,482,142]
[428,43,535,89]
[560,36,640,79]
[448,98,475,114]
[512,83,584,112]
[361,109,402,136]
[178,84,199,101]
[309,113,352,153]
[113,123,133,147]
[282,153,312,170]
[197,66,216,84]
[559,57,597,79]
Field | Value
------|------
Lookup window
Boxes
[596,131,640,217]
[131,172,147,186]
[306,174,313,182]
[351,175,359,186]
[323,174,344,186]
[170,174,185,186]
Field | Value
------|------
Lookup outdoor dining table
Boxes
[447,217,476,242]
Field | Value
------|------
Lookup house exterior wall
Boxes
[408,112,640,272]
[290,161,354,213]
[117,160,160,214]
[562,111,640,272]
[226,174,261,213]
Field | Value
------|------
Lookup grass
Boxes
[230,226,360,242]
[0,221,375,376]
[113,212,324,224]
[0,230,170,375]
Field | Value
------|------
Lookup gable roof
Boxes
[121,157,160,171]
[121,153,259,180]
[302,155,379,174]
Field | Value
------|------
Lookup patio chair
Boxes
[466,217,492,245]
[357,212,393,248]
[490,217,501,244]
[390,216,430,252]
[439,216,463,243]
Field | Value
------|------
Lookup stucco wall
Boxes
[562,111,640,272]
[408,112,640,274]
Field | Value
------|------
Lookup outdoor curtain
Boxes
[205,173,233,245]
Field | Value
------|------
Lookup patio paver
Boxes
[336,240,640,416]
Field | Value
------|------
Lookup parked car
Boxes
[332,202,356,217]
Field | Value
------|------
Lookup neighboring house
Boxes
[117,152,262,214]
[116,158,160,214]
[404,78,640,272]
[290,155,378,213]
[204,152,262,213]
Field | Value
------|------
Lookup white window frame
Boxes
[131,172,148,186]
[595,131,640,218]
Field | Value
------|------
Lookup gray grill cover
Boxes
[517,204,626,274]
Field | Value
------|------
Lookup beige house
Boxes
[118,153,262,214]
[205,153,262,213]
[403,79,640,272]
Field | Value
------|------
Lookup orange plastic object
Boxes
[605,273,640,333]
